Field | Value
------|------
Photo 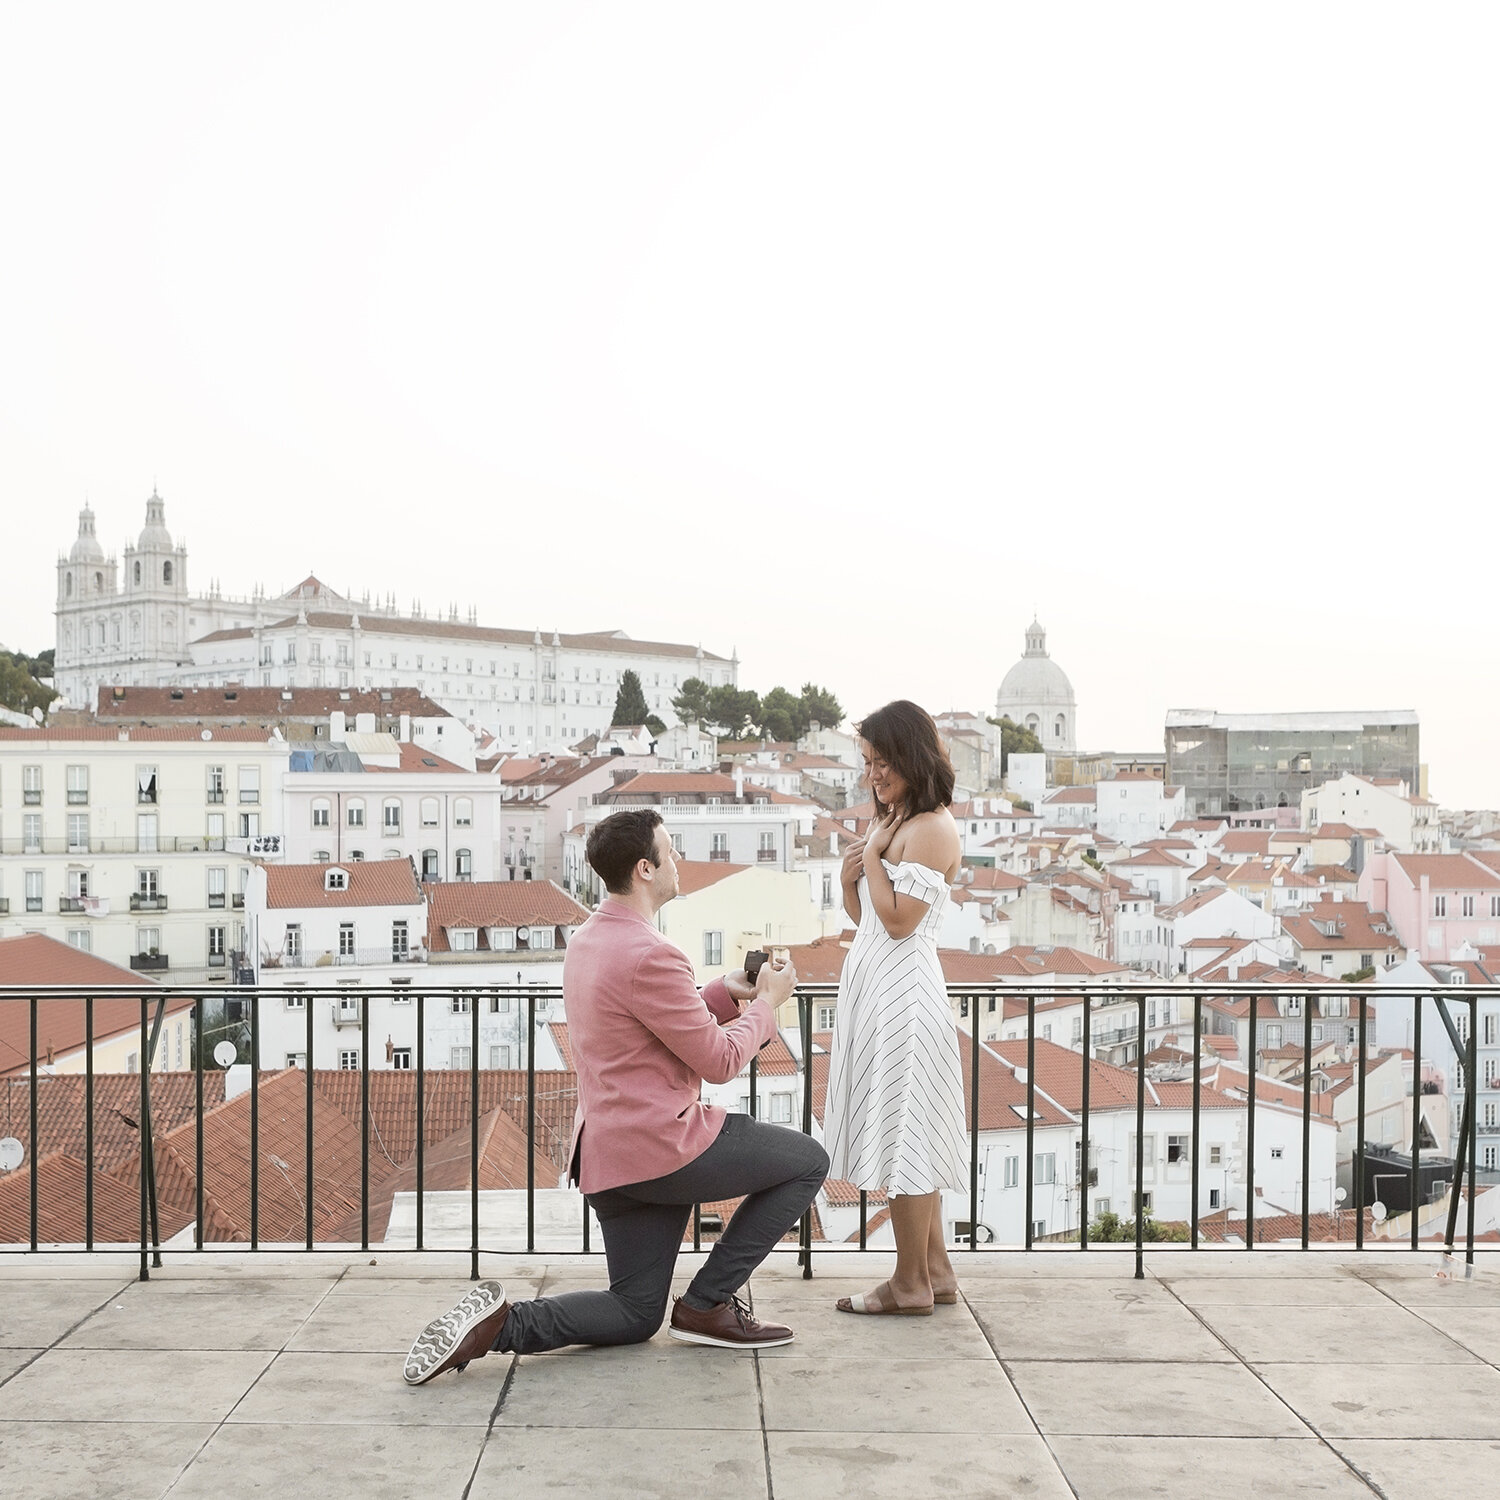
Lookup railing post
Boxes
[250,992,260,1251]
[304,992,314,1250]
[360,995,370,1251]
[1133,992,1145,1280]
[415,992,425,1252]
[969,997,980,1252]
[85,997,94,1250]
[1410,994,1422,1253]
[143,999,167,1268]
[1190,995,1201,1250]
[1355,996,1367,1250]
[1467,997,1479,1265]
[799,988,813,1279]
[524,992,535,1263]
[1080,992,1091,1251]
[1246,994,1257,1249]
[29,997,38,1254]
[139,1000,150,1282]
[1025,995,1036,1251]
[1301,992,1312,1252]
[194,999,204,1251]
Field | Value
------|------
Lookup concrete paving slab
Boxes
[61,1285,329,1350]
[1049,1436,1376,1498]
[228,1350,500,1427]
[1160,1275,1389,1307]
[324,1276,542,1302]
[471,1425,768,1499]
[766,1432,1072,1500]
[973,1297,1232,1363]
[0,1419,213,1500]
[0,1280,126,1347]
[1359,1269,1500,1305]
[759,1357,1034,1435]
[0,1256,142,1280]
[169,1420,488,1499]
[1142,1251,1377,1277]
[290,1291,518,1353]
[0,1348,275,1423]
[962,1275,1176,1305]
[1253,1361,1500,1439]
[0,1350,42,1383]
[1332,1438,1500,1498]
[751,1289,996,1361]
[495,1343,761,1430]
[1396,1305,1500,1364]
[1009,1359,1307,1438]
[1193,1300,1478,1365]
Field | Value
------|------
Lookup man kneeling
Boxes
[403,807,829,1383]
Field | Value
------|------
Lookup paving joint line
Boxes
[0,1274,134,1392]
[462,1351,520,1500]
[1157,1275,1387,1498]
[1352,1265,1500,1373]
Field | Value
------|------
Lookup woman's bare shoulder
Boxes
[893,809,960,866]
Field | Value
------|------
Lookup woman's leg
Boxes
[925,1193,959,1299]
[836,1191,938,1312]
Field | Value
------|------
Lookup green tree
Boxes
[0,654,57,720]
[611,669,652,729]
[1088,1209,1190,1243]
[798,683,843,732]
[1341,965,1376,983]
[986,714,1044,774]
[708,685,762,739]
[645,713,666,737]
[671,676,714,726]
[759,686,804,742]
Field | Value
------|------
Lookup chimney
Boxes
[330,709,346,739]
[398,712,411,742]
[733,768,744,799]
[225,1063,252,1101]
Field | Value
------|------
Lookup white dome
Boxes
[137,490,173,551]
[996,619,1076,751]
[69,506,105,564]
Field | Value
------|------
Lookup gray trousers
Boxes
[497,1113,829,1354]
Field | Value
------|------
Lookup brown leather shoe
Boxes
[668,1294,794,1349]
[403,1280,511,1385]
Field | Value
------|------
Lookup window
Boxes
[528,926,555,950]
[208,867,226,908]
[1485,1058,1499,1089]
[451,995,472,1015]
[208,812,226,849]
[238,766,260,804]
[1003,1156,1020,1188]
[1209,1144,1223,1166]
[704,931,723,967]
[418,797,440,829]
[758,831,776,862]
[671,833,685,856]
[136,926,160,957]
[67,813,90,852]
[450,1046,472,1071]
[1434,895,1447,917]
[454,797,472,828]
[420,849,439,879]
[959,997,969,1019]
[326,868,347,891]
[313,850,331,865]
[392,920,409,959]
[1166,1134,1189,1164]
[1266,1024,1283,1049]
[392,1049,412,1070]
[817,1004,837,1030]
[284,992,306,1011]
[66,764,88,804]
[339,1050,360,1071]
[286,1052,306,1069]
[339,922,355,958]
[284,923,303,961]
[22,764,41,803]
[136,766,158,804]
[1033,1153,1056,1185]
[345,798,365,829]
[454,848,472,880]
[22,813,41,852]
[1462,895,1476,919]
[1270,1146,1285,1160]
[1209,1187,1221,1209]
[489,1045,511,1069]
[1133,1192,1153,1214]
[451,928,478,952]
[67,928,92,952]
[769,1094,794,1124]
[208,926,226,966]
[821,873,833,907]
[492,927,516,951]
[383,799,402,834]
[710,832,729,857]
[312,798,331,828]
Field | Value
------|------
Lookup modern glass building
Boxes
[1164,710,1420,817]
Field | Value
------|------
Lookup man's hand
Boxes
[723,968,758,1005]
[755,955,797,1008]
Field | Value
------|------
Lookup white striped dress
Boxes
[824,859,968,1197]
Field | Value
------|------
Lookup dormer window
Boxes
[491,927,517,950]
[325,867,349,891]
[450,927,478,952]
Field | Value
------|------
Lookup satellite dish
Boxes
[1371,1201,1387,1222]
[0,1137,23,1171]
[213,1040,237,1068]
[31,706,43,724]
[1334,1187,1347,1204]
[200,729,213,741]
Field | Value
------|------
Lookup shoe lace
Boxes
[729,1294,757,1330]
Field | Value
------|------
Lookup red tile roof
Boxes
[425,880,589,934]
[0,726,276,743]
[1391,854,1500,890]
[263,861,424,909]
[93,686,450,721]
[0,1152,194,1245]
[674,860,749,895]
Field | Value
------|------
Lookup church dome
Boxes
[69,506,106,564]
[996,619,1076,752]
[137,490,174,551]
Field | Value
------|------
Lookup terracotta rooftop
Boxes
[425,880,590,937]
[93,686,451,721]
[263,861,424,910]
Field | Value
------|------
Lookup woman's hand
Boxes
[840,835,868,888]
[863,810,903,863]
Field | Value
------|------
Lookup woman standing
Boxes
[824,699,968,1314]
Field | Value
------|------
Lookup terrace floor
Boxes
[2,1247,1499,1498]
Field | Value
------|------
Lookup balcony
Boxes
[208,893,226,909]
[757,849,779,862]
[232,893,245,909]
[264,947,427,971]
[129,893,169,912]
[330,1001,362,1028]
[58,897,88,914]
[207,789,225,804]
[0,898,8,914]
[128,953,168,972]
[22,788,40,805]
[709,849,733,862]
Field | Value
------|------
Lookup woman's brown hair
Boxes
[856,700,955,817]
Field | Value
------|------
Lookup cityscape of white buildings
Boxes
[6,492,1500,1246]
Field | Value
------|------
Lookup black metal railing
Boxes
[0,982,1489,1287]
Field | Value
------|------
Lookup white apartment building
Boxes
[0,727,289,979]
[1093,775,1188,846]
[1303,773,1441,854]
[55,498,738,754]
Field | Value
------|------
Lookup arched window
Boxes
[454,848,472,880]
[311,798,331,828]
[1025,714,1040,733]
[163,561,173,585]
[382,798,402,833]
[454,797,473,828]
[133,561,141,585]
[420,848,439,879]
[346,798,365,828]
[94,571,103,591]
[65,573,73,597]
[420,797,440,828]
[1054,715,1065,740]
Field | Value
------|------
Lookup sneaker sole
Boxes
[667,1326,795,1350]
[403,1280,506,1385]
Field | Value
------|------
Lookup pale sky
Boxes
[3,4,1496,803]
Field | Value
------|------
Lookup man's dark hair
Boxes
[857,699,955,817]
[586,808,664,895]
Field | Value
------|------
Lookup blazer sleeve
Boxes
[702,976,738,1025]
[630,942,777,1086]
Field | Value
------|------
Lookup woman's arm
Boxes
[861,813,957,940]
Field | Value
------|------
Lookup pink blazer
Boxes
[563,898,777,1194]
